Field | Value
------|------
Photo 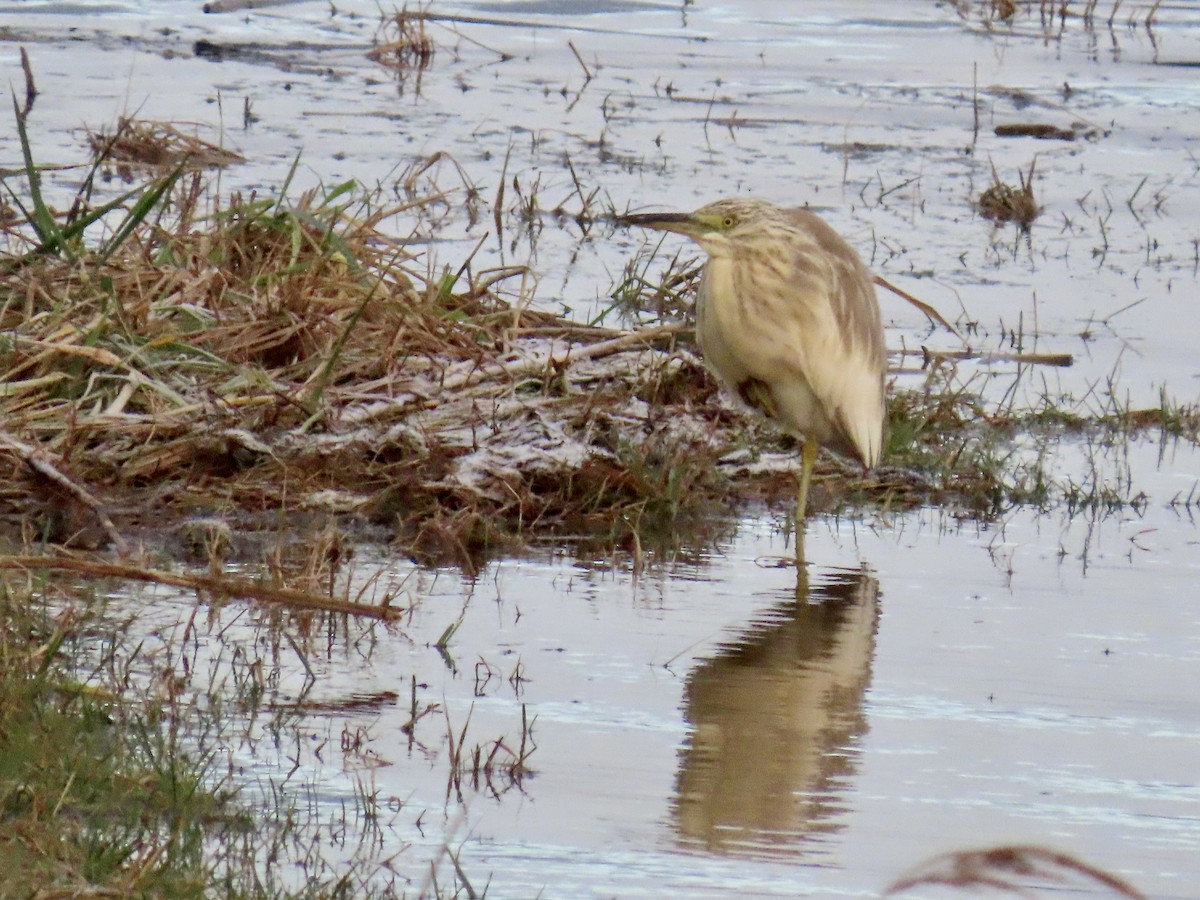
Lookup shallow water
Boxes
[109,484,1200,896]
[3,1,1200,896]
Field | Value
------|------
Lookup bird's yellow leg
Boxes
[795,439,818,566]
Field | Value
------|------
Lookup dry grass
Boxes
[0,124,746,567]
[87,116,246,179]
[367,6,437,76]
[978,158,1041,228]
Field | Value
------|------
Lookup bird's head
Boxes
[617,197,783,257]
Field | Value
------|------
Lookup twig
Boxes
[875,274,963,339]
[972,61,978,147]
[0,554,402,621]
[567,40,592,82]
[919,346,1073,367]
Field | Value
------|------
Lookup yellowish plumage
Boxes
[619,198,887,535]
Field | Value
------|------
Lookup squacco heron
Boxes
[618,198,887,540]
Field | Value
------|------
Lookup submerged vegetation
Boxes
[0,579,240,897]
[0,545,508,897]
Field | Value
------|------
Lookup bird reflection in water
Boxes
[672,564,880,857]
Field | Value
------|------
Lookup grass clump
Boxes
[0,105,735,567]
[977,159,1040,229]
[0,560,480,898]
[0,577,246,896]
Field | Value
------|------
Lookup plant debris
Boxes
[994,122,1079,140]
[367,7,437,73]
[87,116,245,175]
[977,157,1040,227]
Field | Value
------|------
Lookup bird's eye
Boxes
[722,215,737,229]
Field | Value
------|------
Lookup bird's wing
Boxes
[749,213,886,466]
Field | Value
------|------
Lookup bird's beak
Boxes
[615,211,705,239]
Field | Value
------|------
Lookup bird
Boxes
[617,198,887,555]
